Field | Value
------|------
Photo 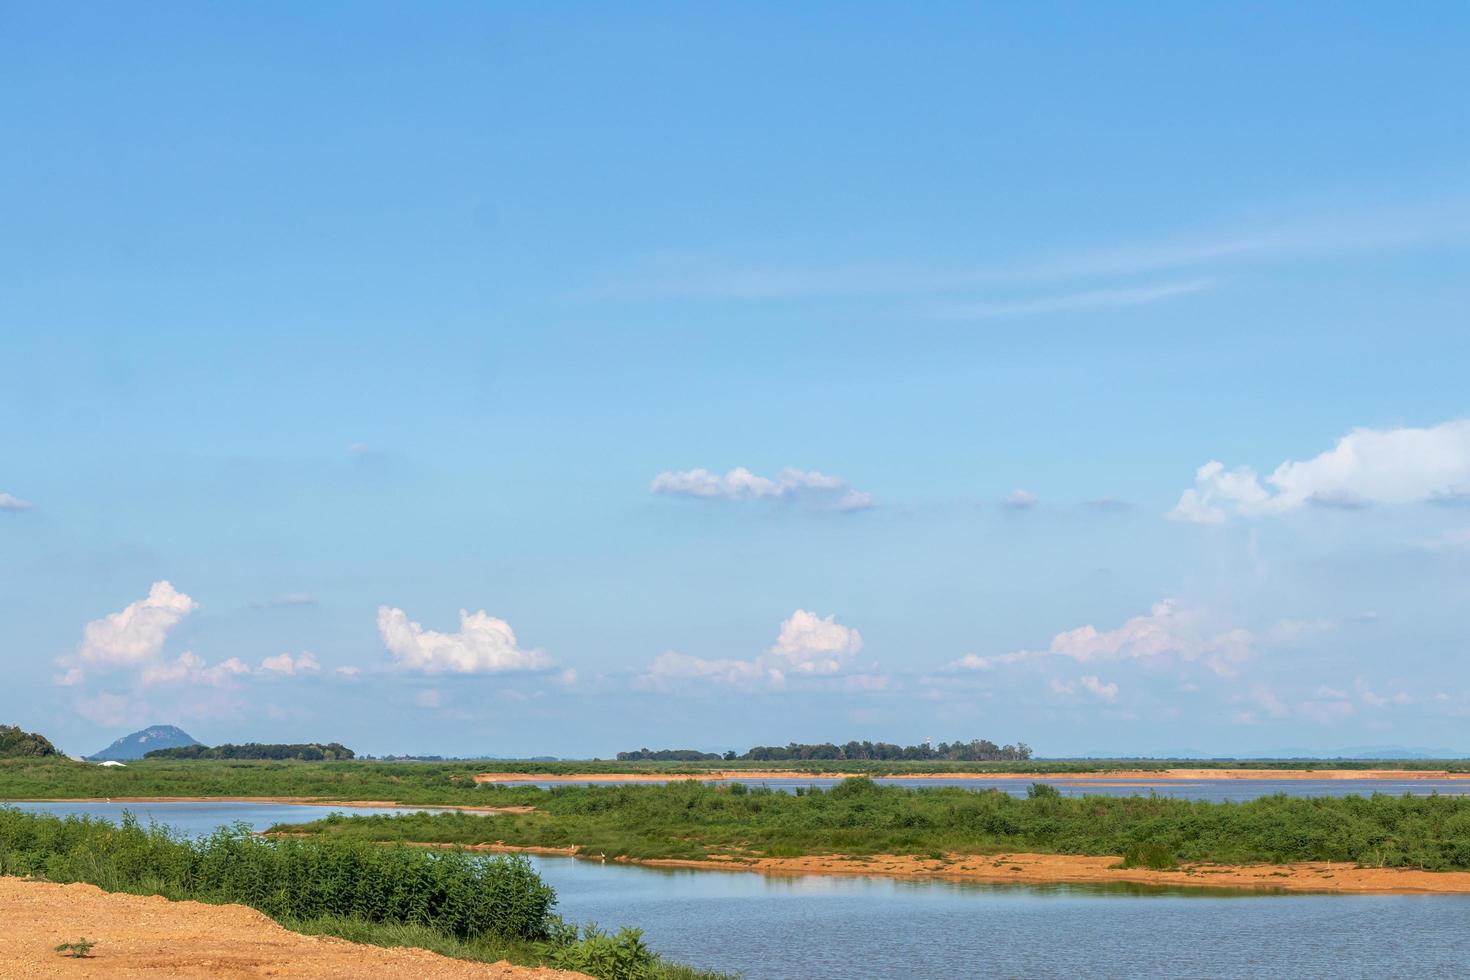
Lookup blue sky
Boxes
[3,3,1469,757]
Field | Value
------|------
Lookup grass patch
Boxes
[0,807,730,980]
[270,778,1470,872]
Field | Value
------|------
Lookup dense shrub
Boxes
[0,808,552,940]
[0,725,58,758]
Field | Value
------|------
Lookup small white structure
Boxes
[96,760,127,768]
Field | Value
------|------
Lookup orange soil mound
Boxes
[0,877,586,979]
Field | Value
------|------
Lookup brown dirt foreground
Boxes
[474,768,1470,783]
[0,877,588,980]
[449,843,1470,895]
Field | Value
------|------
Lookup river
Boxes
[7,799,1467,978]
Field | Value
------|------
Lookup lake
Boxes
[481,775,1470,802]
[8,799,1468,978]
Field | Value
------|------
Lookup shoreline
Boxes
[444,842,1470,895]
[474,768,1470,783]
[3,796,531,813]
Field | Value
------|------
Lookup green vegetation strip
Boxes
[273,779,1470,871]
[0,807,728,980]
[7,755,1470,811]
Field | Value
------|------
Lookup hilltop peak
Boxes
[86,724,200,761]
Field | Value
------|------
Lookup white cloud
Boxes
[638,610,865,690]
[767,610,863,676]
[651,467,872,511]
[939,278,1213,320]
[1080,675,1120,701]
[0,492,33,512]
[1003,489,1039,509]
[639,650,770,689]
[958,600,1255,678]
[414,689,443,709]
[377,606,553,674]
[259,652,321,676]
[615,197,1470,300]
[1048,678,1075,695]
[1169,420,1470,522]
[58,581,198,685]
[949,650,1035,671]
[141,652,251,687]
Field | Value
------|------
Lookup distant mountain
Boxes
[86,724,200,761]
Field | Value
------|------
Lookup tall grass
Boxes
[0,807,553,939]
[0,807,733,979]
[6,754,1470,810]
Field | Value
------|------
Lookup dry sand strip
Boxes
[0,877,587,980]
[474,768,1470,783]
[446,842,1470,895]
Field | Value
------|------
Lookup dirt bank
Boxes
[473,768,1470,784]
[0,877,585,979]
[448,842,1470,895]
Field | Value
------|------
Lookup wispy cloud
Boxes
[651,467,872,512]
[1002,489,1040,510]
[0,492,33,512]
[937,278,1214,320]
[610,196,1470,301]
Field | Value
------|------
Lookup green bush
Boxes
[0,808,553,940]
[0,725,58,758]
[545,923,658,980]
[1120,840,1177,870]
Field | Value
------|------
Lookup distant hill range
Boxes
[86,724,200,761]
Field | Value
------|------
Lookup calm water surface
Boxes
[529,856,1470,979]
[0,800,448,835]
[11,800,1469,978]
[484,776,1470,802]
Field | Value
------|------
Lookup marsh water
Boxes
[9,799,1469,978]
[0,800,433,835]
[483,775,1470,802]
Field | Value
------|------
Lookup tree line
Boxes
[0,724,58,758]
[146,742,355,761]
[617,739,1032,762]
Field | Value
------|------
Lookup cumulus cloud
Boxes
[0,492,33,512]
[767,610,864,676]
[377,606,553,674]
[1169,419,1470,522]
[638,610,866,690]
[651,467,872,511]
[56,581,199,685]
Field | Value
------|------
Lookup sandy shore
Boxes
[448,842,1470,895]
[474,768,1470,783]
[0,877,584,979]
